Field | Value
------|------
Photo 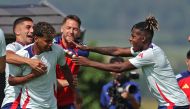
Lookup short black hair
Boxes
[33,22,56,38]
[13,17,33,34]
[62,15,81,27]
[187,50,190,59]
[109,57,124,63]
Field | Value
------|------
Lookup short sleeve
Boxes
[129,49,154,68]
[130,47,139,56]
[56,45,66,66]
[0,29,6,57]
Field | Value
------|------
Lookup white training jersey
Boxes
[0,28,6,57]
[129,43,189,106]
[1,42,25,108]
[10,43,66,109]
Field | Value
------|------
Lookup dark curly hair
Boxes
[132,16,159,41]
[33,22,56,38]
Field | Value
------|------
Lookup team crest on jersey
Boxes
[138,53,144,58]
[182,84,189,89]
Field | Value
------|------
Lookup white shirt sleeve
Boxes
[0,29,6,57]
[129,49,154,68]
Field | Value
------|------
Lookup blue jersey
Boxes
[100,81,141,109]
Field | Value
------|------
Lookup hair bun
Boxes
[145,16,159,31]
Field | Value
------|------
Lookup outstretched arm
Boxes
[72,56,137,73]
[0,56,6,73]
[71,41,134,57]
[6,50,46,73]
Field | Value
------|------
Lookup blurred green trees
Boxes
[77,41,111,109]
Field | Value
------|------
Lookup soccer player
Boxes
[0,28,6,73]
[72,16,190,109]
[1,17,46,109]
[54,15,89,109]
[7,22,74,109]
[100,57,141,109]
[176,50,190,102]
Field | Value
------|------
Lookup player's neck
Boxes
[32,44,42,55]
[16,36,27,46]
[143,42,152,50]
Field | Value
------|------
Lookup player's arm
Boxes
[71,40,134,57]
[6,50,46,72]
[60,64,75,89]
[0,56,6,73]
[8,68,46,86]
[73,56,137,73]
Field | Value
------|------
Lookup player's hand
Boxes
[70,40,88,51]
[72,56,90,66]
[27,59,47,73]
[30,67,47,78]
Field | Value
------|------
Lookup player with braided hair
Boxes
[72,16,190,109]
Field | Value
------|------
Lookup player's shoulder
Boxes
[16,44,33,57]
[176,71,190,80]
[0,28,4,38]
[53,36,62,44]
[51,44,63,51]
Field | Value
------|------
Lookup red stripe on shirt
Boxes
[155,83,174,107]
[22,88,30,109]
[10,90,22,109]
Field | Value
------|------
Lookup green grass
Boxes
[141,98,157,109]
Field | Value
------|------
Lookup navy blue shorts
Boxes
[158,105,190,109]
[1,102,21,109]
[58,103,75,109]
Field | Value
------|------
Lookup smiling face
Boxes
[61,19,81,44]
[129,28,147,52]
[15,20,34,45]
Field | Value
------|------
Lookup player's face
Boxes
[15,21,34,45]
[61,19,80,44]
[35,36,53,52]
[129,28,145,52]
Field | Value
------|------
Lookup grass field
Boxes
[141,98,157,109]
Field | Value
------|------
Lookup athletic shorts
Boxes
[158,105,190,109]
[58,103,75,109]
[1,102,21,109]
